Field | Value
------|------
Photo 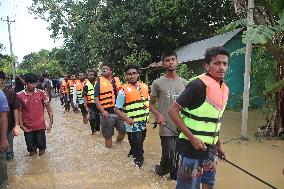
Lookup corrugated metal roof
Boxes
[145,29,243,70]
[176,28,243,63]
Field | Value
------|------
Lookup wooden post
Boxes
[1,16,16,80]
[241,0,254,140]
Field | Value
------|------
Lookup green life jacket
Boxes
[86,81,96,104]
[179,74,229,145]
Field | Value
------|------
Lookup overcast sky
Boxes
[0,0,63,62]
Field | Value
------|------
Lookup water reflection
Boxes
[6,98,284,189]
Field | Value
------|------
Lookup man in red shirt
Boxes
[17,73,53,156]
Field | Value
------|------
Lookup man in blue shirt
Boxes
[0,89,9,189]
[115,64,149,168]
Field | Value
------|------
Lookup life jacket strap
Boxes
[181,110,222,123]
[187,127,219,137]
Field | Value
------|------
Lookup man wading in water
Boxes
[115,64,149,168]
[94,64,126,148]
[0,71,21,161]
[73,72,89,124]
[168,46,229,189]
[60,74,70,112]
[150,50,188,179]
[83,70,101,134]
[0,89,9,189]
[17,73,53,156]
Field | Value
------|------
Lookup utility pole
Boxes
[1,16,16,80]
[241,0,254,140]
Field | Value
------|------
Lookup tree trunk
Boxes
[274,63,284,134]
[266,45,284,135]
[241,0,254,140]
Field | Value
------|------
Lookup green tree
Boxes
[176,64,196,81]
[19,49,63,77]
[0,54,12,76]
[225,0,284,133]
[29,0,238,75]
[0,43,12,76]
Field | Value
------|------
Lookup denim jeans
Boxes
[6,131,14,160]
[24,129,46,152]
[0,153,8,189]
[156,136,177,179]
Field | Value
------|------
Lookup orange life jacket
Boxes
[122,83,149,105]
[61,80,68,94]
[99,76,121,109]
[75,80,80,85]
[75,81,84,91]
[68,80,75,95]
[75,80,85,102]
[200,75,229,111]
[121,83,149,122]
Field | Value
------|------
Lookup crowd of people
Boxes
[0,46,231,189]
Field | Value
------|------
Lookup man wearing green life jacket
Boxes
[115,64,149,168]
[168,46,229,189]
[83,70,100,134]
[73,72,88,124]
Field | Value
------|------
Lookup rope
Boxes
[149,122,179,135]
[149,120,277,188]
[109,117,278,188]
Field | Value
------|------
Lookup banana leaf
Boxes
[264,79,284,95]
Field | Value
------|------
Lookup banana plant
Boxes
[222,0,284,133]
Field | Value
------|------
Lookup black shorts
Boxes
[78,104,87,115]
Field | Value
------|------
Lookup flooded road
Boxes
[6,98,284,189]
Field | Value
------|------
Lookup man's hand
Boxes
[46,122,52,133]
[12,126,20,136]
[217,145,226,161]
[190,136,207,151]
[102,110,109,119]
[126,118,134,126]
[85,106,89,113]
[0,139,8,152]
[155,113,166,126]
[21,126,30,133]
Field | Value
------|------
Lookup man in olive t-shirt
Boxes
[150,50,188,179]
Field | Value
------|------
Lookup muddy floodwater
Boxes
[6,98,284,189]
